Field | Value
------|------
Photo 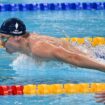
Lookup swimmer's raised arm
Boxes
[54,46,105,72]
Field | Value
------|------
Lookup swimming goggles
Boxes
[0,36,11,43]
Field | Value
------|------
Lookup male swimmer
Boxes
[0,18,105,72]
[95,92,105,104]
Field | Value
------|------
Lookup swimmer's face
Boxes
[0,34,21,54]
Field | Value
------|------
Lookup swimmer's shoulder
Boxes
[30,32,40,36]
[29,33,40,39]
[29,33,51,39]
[29,32,60,41]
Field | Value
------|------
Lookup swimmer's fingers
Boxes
[95,91,105,95]
[95,92,105,98]
[95,95,105,98]
[95,98,105,103]
[95,92,105,103]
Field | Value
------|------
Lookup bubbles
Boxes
[11,54,36,70]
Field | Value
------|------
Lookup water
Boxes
[0,94,99,105]
[0,3,105,105]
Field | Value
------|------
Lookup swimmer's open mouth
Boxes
[5,48,13,54]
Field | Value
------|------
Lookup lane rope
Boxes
[0,83,105,95]
[0,2,105,11]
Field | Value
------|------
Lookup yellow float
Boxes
[61,37,105,46]
[22,83,105,95]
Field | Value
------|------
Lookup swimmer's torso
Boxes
[27,33,86,58]
[9,33,87,58]
[25,33,71,58]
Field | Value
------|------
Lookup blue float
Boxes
[0,2,105,12]
[0,4,2,11]
[18,4,24,11]
[25,4,34,11]
[90,3,98,10]
[82,3,89,10]
[39,3,45,10]
[48,3,56,10]
[61,3,66,10]
[4,4,13,11]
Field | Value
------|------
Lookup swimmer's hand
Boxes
[95,92,105,103]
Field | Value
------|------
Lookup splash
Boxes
[11,54,46,70]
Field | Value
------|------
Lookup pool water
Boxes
[0,5,105,105]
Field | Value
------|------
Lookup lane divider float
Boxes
[0,83,105,95]
[61,37,105,46]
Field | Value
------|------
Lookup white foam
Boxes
[10,54,48,76]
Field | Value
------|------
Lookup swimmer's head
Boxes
[0,18,26,36]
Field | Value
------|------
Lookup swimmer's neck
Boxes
[18,33,31,56]
[18,33,39,56]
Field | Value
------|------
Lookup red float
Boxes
[11,85,23,95]
[0,86,11,95]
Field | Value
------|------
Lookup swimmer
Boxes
[95,92,105,103]
[0,18,105,72]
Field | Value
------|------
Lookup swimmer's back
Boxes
[29,33,70,49]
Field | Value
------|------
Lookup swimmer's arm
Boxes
[54,47,105,72]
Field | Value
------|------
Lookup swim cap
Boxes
[0,18,26,36]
